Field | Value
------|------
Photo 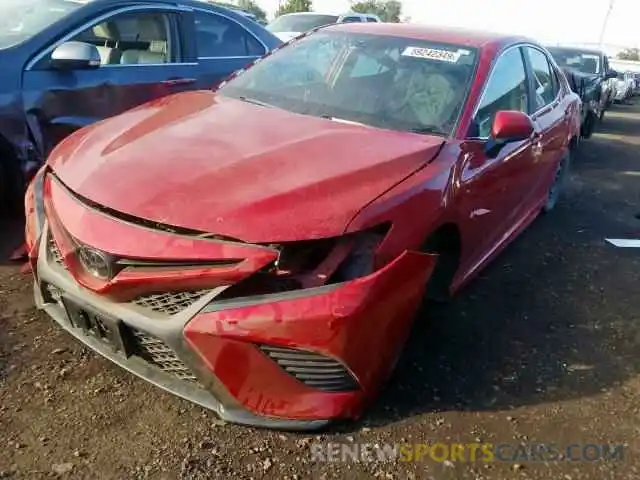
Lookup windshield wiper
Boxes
[409,126,444,135]
[320,115,370,127]
[238,96,273,108]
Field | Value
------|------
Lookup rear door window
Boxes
[525,47,557,110]
[195,11,265,58]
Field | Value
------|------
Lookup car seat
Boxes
[386,58,465,131]
[582,57,598,74]
[120,17,167,64]
[75,22,122,65]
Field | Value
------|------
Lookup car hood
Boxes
[49,92,444,242]
[560,67,601,99]
[561,67,598,83]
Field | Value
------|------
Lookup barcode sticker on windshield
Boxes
[401,47,461,63]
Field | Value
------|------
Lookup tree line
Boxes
[233,0,404,23]
[616,48,640,61]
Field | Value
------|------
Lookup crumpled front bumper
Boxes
[34,221,436,429]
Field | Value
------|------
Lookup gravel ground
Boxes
[1,101,640,479]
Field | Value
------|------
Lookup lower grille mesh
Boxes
[130,329,199,383]
[259,345,359,392]
[133,290,210,316]
[48,235,65,268]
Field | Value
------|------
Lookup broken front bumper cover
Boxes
[34,224,435,430]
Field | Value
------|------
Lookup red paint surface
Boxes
[45,178,279,300]
[30,27,582,423]
[184,251,436,419]
[49,92,444,242]
[491,110,535,140]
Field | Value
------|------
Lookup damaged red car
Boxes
[25,23,581,429]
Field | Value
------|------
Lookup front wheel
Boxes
[599,105,606,122]
[581,112,595,139]
[421,232,460,304]
[543,150,571,213]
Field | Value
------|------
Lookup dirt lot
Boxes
[2,101,640,480]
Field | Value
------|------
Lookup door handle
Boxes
[532,137,543,158]
[162,78,197,87]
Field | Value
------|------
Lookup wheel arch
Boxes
[421,222,462,300]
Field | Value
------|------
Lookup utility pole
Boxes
[598,0,616,49]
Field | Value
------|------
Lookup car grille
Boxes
[132,290,210,316]
[48,235,66,268]
[130,328,199,383]
[48,232,208,316]
[259,345,359,392]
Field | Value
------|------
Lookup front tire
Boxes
[421,233,460,303]
[543,150,571,213]
[581,112,595,139]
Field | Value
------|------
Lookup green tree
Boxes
[350,0,402,22]
[275,0,313,17]
[617,48,640,61]
[237,0,267,22]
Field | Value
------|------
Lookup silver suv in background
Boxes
[267,12,381,42]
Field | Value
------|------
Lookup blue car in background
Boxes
[0,0,280,214]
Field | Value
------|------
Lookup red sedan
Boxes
[25,23,581,429]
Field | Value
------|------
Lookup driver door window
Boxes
[70,11,175,65]
[470,47,529,138]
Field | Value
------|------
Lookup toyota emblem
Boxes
[77,246,112,280]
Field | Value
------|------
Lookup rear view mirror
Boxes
[605,69,619,80]
[50,41,101,70]
[492,110,534,141]
[485,110,535,157]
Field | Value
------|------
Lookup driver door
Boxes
[456,46,537,275]
[21,5,198,157]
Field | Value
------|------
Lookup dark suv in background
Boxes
[0,0,280,215]
[546,46,618,138]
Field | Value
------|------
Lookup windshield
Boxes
[267,14,339,33]
[219,31,478,136]
[547,48,601,75]
[0,0,87,49]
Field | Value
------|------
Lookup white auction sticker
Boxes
[401,46,462,63]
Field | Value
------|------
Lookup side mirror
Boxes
[50,41,101,70]
[485,110,535,158]
[605,69,619,80]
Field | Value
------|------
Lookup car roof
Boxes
[75,0,270,20]
[82,0,256,10]
[547,46,605,56]
[325,23,532,49]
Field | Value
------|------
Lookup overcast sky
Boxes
[256,0,639,48]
